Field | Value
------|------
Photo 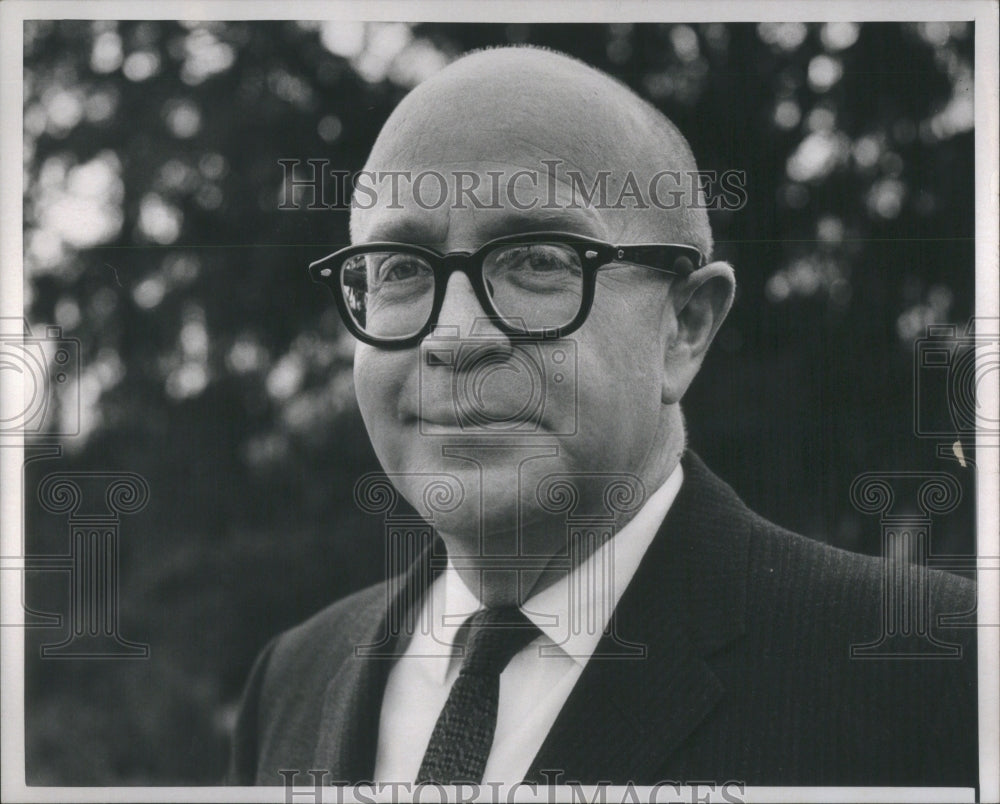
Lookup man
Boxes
[229,47,977,790]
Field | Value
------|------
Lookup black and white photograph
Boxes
[1,2,997,802]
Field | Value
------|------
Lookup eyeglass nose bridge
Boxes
[433,250,497,328]
[441,251,473,273]
[437,250,493,303]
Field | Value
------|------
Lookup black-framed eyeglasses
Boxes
[308,231,704,348]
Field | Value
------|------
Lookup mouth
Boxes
[401,403,458,428]
[402,407,546,432]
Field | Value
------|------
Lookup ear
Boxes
[661,261,736,404]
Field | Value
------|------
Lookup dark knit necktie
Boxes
[416,606,540,784]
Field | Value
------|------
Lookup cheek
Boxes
[573,293,667,442]
[353,346,411,446]
[579,339,662,422]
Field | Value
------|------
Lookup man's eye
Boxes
[499,245,577,274]
[529,250,566,272]
[375,255,431,282]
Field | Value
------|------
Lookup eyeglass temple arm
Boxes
[610,245,703,275]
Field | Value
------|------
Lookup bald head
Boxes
[350,46,713,258]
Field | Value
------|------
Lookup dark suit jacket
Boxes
[228,452,978,788]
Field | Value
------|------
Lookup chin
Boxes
[434,487,524,537]
[383,434,587,537]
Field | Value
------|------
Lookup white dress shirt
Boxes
[373,464,684,785]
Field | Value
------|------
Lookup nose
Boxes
[421,271,512,372]
[428,270,508,343]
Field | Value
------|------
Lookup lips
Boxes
[408,407,460,428]
[408,405,544,431]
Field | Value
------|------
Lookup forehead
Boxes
[352,85,624,247]
[353,164,612,248]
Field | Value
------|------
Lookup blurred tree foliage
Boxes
[21,21,974,783]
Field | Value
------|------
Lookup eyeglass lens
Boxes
[339,242,585,338]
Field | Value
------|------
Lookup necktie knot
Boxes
[460,606,539,677]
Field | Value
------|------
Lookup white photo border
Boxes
[1,2,997,802]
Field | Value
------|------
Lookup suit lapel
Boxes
[311,616,388,782]
[312,537,443,782]
[527,452,752,783]
[526,616,725,782]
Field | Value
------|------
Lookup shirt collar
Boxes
[521,463,683,666]
[422,464,684,681]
